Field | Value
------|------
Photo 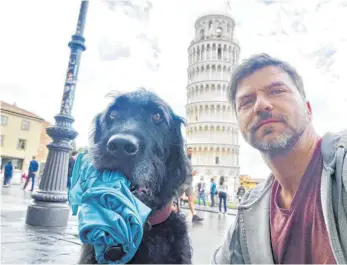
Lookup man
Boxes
[67,150,78,189]
[210,178,217,207]
[3,161,13,187]
[197,177,206,206]
[236,185,245,203]
[23,156,39,192]
[213,54,347,264]
[179,147,203,222]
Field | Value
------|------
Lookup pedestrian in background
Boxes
[23,156,39,192]
[218,176,228,214]
[178,147,204,222]
[210,178,217,207]
[236,185,246,203]
[67,150,78,190]
[3,161,13,187]
[197,177,206,206]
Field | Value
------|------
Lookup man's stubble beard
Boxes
[247,107,310,158]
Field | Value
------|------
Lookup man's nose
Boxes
[107,134,139,157]
[253,96,273,115]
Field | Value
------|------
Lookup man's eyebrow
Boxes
[236,81,286,102]
[236,93,253,102]
[264,81,286,90]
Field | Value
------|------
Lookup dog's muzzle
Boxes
[107,134,139,157]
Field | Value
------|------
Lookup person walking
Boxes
[197,177,206,206]
[67,151,78,190]
[213,54,347,264]
[218,176,228,214]
[3,161,13,187]
[178,147,203,222]
[236,185,246,203]
[23,156,39,192]
[210,178,217,207]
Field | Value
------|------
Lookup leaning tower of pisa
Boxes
[186,13,241,198]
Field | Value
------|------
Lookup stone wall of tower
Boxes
[186,13,241,200]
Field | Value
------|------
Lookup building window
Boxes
[217,47,222,60]
[216,27,223,36]
[17,139,27,150]
[200,29,204,40]
[21,120,30,131]
[1,115,8,126]
[208,20,212,30]
[0,135,4,146]
[215,156,219,164]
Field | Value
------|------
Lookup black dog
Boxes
[79,89,192,264]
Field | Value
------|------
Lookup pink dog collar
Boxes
[147,202,172,225]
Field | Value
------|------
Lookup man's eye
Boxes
[271,89,283,95]
[152,113,161,122]
[240,99,254,108]
[109,111,117,119]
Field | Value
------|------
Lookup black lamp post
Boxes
[26,0,89,227]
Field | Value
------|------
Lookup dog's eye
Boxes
[152,113,161,122]
[109,111,117,120]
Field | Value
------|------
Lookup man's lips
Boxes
[254,119,282,130]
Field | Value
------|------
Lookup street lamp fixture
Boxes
[26,0,89,227]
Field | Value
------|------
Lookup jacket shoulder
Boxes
[321,129,347,167]
[238,176,273,208]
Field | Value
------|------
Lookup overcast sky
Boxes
[1,0,347,179]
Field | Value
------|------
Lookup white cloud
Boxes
[1,0,346,179]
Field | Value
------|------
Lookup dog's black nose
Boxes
[107,134,139,156]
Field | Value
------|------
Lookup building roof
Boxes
[240,174,265,183]
[0,101,44,121]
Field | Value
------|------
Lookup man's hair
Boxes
[71,150,78,156]
[228,53,306,113]
[32,156,36,160]
[187,147,193,151]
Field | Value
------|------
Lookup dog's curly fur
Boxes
[79,89,192,264]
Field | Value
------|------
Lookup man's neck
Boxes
[262,127,320,202]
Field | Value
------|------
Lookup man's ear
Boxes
[89,113,102,144]
[306,101,312,114]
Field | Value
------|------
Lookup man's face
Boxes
[187,148,193,156]
[235,66,311,156]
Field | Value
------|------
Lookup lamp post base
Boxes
[26,201,70,227]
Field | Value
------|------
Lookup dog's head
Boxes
[88,89,189,211]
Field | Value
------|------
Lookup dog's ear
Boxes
[175,115,186,127]
[166,114,189,188]
[89,113,102,144]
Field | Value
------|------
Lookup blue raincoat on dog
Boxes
[68,153,151,264]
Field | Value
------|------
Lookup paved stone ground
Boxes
[1,185,236,264]
[181,203,238,216]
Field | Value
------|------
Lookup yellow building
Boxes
[0,101,50,173]
[239,174,265,191]
[36,120,52,172]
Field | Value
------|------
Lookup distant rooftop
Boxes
[1,101,44,121]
